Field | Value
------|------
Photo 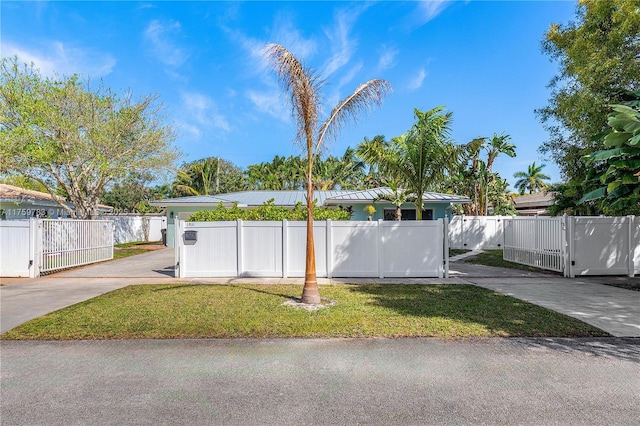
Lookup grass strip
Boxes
[1,284,607,340]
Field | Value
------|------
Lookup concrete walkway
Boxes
[1,249,639,336]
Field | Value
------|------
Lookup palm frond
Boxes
[317,79,392,150]
[263,43,322,147]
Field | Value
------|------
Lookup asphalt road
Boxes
[2,338,639,425]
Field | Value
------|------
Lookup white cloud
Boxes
[337,62,363,91]
[271,12,317,61]
[246,90,289,123]
[1,41,116,78]
[179,91,231,137]
[415,0,451,25]
[144,20,190,67]
[320,9,359,78]
[407,68,427,90]
[376,45,398,72]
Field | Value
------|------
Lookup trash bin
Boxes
[161,228,167,246]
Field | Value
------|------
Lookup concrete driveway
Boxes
[0,248,176,333]
[2,338,639,425]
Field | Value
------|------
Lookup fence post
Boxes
[175,220,182,278]
[378,220,384,279]
[443,217,449,278]
[326,219,332,279]
[566,216,575,278]
[237,219,243,277]
[628,216,635,278]
[282,220,288,279]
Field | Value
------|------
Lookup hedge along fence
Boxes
[187,200,351,222]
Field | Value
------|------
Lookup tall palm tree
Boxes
[514,162,551,195]
[265,43,391,304]
[357,106,456,220]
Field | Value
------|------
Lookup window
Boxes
[383,208,434,220]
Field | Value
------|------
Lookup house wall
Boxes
[0,200,70,220]
[166,202,453,247]
[338,202,452,221]
[164,202,455,247]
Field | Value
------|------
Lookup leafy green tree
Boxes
[312,148,366,190]
[513,162,551,195]
[265,43,391,304]
[0,58,178,219]
[173,157,245,196]
[245,155,304,190]
[579,91,640,214]
[100,172,158,213]
[357,106,457,220]
[537,0,640,183]
[0,174,48,192]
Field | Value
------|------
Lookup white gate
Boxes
[568,216,638,277]
[0,221,37,277]
[39,220,114,274]
[0,219,114,277]
[503,216,566,273]
[449,216,506,249]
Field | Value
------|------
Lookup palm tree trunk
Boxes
[302,159,320,304]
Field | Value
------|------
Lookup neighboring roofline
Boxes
[150,188,471,208]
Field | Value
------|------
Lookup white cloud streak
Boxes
[320,9,359,78]
[178,91,231,139]
[246,90,290,123]
[144,20,190,67]
[1,41,116,78]
[415,0,451,25]
[376,45,398,72]
[408,67,427,90]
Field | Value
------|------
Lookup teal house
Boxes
[150,187,470,247]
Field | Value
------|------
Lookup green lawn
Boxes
[1,284,607,340]
[462,250,561,274]
[113,241,160,260]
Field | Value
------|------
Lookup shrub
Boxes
[187,200,350,222]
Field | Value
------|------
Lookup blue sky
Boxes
[1,1,576,189]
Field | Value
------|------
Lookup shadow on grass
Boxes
[347,284,610,338]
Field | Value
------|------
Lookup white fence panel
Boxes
[286,221,327,278]
[330,221,379,278]
[0,220,36,277]
[241,221,283,277]
[177,220,445,279]
[180,221,238,278]
[449,216,505,250]
[108,216,165,244]
[569,217,638,277]
[40,220,114,274]
[503,216,565,273]
[381,220,443,278]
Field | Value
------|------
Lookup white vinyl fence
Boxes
[175,219,446,279]
[503,216,565,273]
[504,215,639,277]
[0,219,114,278]
[449,216,507,250]
[106,216,166,244]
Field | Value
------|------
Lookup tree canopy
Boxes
[579,90,640,215]
[0,57,179,219]
[537,0,640,183]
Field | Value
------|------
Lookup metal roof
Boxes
[150,188,470,207]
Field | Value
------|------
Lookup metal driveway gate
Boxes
[0,219,114,277]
